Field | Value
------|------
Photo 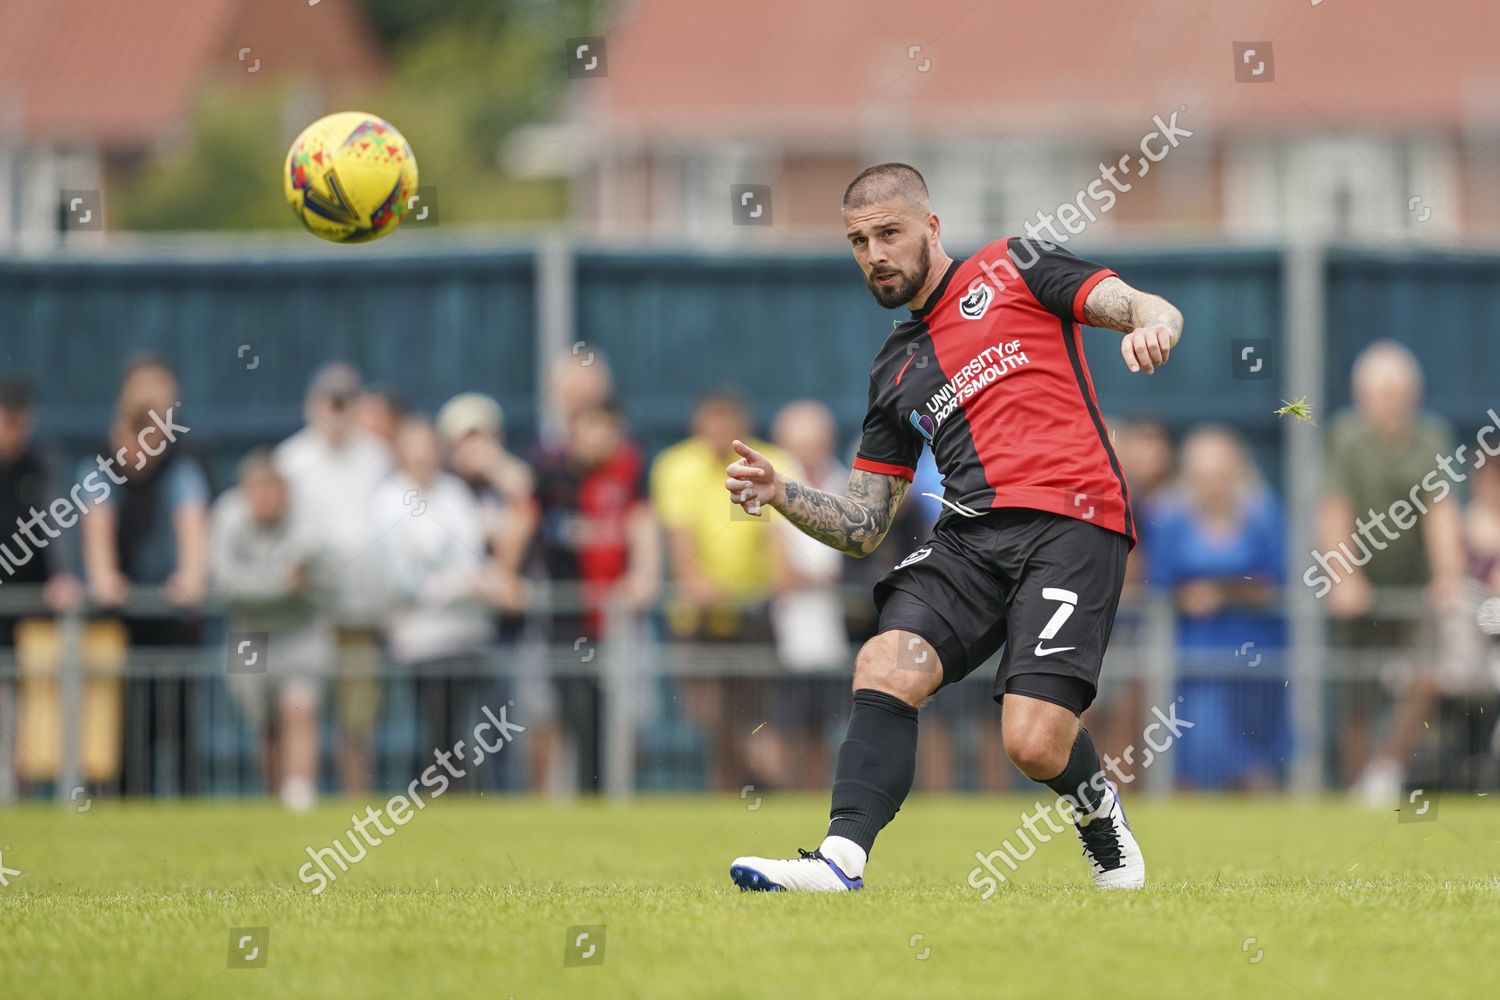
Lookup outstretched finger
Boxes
[726,461,767,480]
[731,439,767,465]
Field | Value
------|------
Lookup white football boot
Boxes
[1074,779,1146,889]
[730,848,863,892]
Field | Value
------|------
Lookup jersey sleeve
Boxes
[851,377,919,481]
[1009,237,1117,323]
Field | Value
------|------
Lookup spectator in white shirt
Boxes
[274,362,392,794]
[768,401,852,788]
[211,449,332,811]
[377,416,494,785]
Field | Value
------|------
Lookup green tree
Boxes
[114,0,606,231]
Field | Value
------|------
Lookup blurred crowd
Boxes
[1114,340,1500,799]
[1,339,1497,805]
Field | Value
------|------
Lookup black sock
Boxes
[826,688,919,854]
[1041,726,1106,818]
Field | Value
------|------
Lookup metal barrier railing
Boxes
[0,581,1487,803]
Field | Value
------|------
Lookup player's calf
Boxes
[1001,707,1077,779]
[1003,691,1146,889]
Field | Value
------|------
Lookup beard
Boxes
[864,240,931,309]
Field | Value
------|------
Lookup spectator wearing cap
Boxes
[435,392,536,790]
[274,362,393,795]
[438,392,537,615]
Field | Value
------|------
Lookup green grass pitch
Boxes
[2,794,1497,998]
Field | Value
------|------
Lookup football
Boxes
[283,111,419,243]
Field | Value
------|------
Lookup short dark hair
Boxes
[0,376,36,415]
[695,386,749,418]
[236,446,280,482]
[842,162,930,212]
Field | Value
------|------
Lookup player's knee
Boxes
[852,632,941,707]
[1004,723,1070,779]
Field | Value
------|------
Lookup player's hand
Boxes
[1121,322,1177,374]
[725,439,783,516]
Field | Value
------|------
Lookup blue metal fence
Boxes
[5,240,1500,471]
[0,248,539,450]
[1325,247,1500,427]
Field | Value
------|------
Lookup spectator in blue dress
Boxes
[1144,426,1289,791]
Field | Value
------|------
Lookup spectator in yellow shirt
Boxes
[651,389,796,638]
[651,388,796,789]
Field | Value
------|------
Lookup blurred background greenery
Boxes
[116,0,609,232]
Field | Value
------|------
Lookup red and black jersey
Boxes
[853,237,1135,545]
[534,441,647,636]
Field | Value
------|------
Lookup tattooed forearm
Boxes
[777,470,909,557]
[1083,276,1182,338]
[1082,276,1136,331]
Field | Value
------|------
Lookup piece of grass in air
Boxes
[1275,395,1316,425]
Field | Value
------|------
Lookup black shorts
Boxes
[873,508,1129,715]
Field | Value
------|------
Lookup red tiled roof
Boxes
[0,0,383,148]
[585,0,1500,140]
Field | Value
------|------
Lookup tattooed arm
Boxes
[777,470,910,557]
[725,440,909,557]
[1082,275,1184,375]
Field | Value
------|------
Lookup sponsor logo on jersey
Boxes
[908,410,936,442]
[923,338,1031,429]
[895,546,932,569]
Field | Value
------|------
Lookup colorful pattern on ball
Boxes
[283,111,419,244]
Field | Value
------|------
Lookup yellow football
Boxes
[284,111,419,243]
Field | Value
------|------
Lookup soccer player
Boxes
[725,163,1183,891]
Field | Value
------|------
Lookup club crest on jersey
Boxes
[958,280,995,320]
[908,410,936,442]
